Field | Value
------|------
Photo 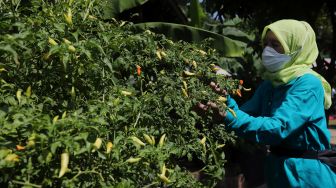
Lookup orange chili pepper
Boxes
[16,145,25,150]
[239,80,244,85]
[136,65,141,76]
[236,89,242,97]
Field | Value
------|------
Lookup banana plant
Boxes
[103,0,251,58]
[132,22,246,57]
[103,0,150,18]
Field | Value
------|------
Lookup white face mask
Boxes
[261,46,291,72]
[262,28,309,72]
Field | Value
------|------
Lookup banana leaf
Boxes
[132,22,246,57]
[189,0,207,27]
[103,0,149,18]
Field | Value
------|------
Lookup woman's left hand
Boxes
[195,101,227,124]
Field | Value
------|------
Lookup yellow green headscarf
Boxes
[259,19,331,109]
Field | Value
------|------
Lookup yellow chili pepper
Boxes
[62,111,67,119]
[88,15,97,20]
[126,157,141,163]
[27,140,35,147]
[158,173,171,184]
[121,90,132,96]
[160,51,167,57]
[92,138,103,152]
[25,86,31,98]
[143,134,154,145]
[144,30,152,35]
[201,136,207,153]
[68,45,76,53]
[191,60,197,68]
[62,38,72,44]
[183,71,196,76]
[46,152,53,163]
[217,96,227,102]
[200,136,206,145]
[181,88,189,98]
[156,51,162,60]
[5,153,19,162]
[58,152,69,178]
[64,8,72,25]
[151,136,155,145]
[131,136,145,146]
[227,107,237,118]
[106,141,113,154]
[216,144,225,149]
[16,89,22,104]
[167,39,174,45]
[71,86,75,99]
[196,49,207,56]
[48,37,58,46]
[53,115,59,124]
[158,134,166,148]
[26,133,36,147]
[182,81,188,90]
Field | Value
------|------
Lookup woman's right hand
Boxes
[209,81,239,110]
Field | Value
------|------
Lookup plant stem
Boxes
[143,181,159,188]
[70,170,104,182]
[11,180,42,188]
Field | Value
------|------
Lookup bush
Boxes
[0,0,248,187]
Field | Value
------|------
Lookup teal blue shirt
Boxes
[224,74,336,187]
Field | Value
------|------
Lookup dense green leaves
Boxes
[0,0,252,187]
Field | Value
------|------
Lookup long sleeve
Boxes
[239,81,269,116]
[224,74,324,145]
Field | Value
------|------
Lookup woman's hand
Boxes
[195,102,227,124]
[209,81,228,96]
[210,81,239,110]
[193,81,239,124]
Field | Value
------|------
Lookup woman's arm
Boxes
[239,81,268,116]
[224,75,324,145]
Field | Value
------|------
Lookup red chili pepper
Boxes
[136,65,141,76]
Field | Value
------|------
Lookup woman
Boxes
[198,19,336,187]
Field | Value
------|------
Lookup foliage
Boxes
[102,0,150,19]
[188,0,207,28]
[0,0,257,187]
[131,22,247,58]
